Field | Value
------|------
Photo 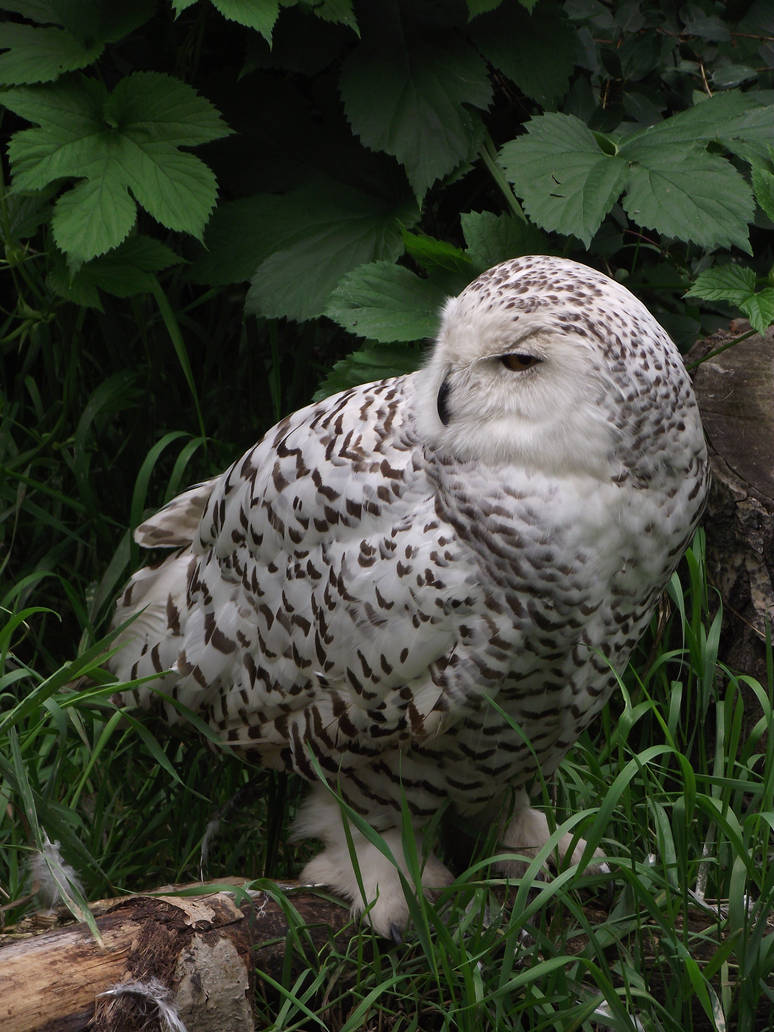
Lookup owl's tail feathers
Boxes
[108,551,194,711]
[134,478,218,549]
[107,478,217,715]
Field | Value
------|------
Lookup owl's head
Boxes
[413,255,699,479]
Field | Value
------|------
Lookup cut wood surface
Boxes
[0,882,350,1032]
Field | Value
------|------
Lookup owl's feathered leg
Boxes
[292,786,453,938]
[496,789,607,876]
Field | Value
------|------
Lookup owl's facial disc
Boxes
[417,305,617,472]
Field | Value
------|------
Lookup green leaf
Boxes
[4,72,230,261]
[621,147,753,253]
[48,235,184,308]
[0,185,56,241]
[685,264,757,305]
[2,73,106,154]
[401,230,472,276]
[686,265,774,333]
[324,261,448,342]
[51,0,156,44]
[307,0,359,34]
[108,235,185,274]
[51,176,136,260]
[0,1,62,20]
[740,288,774,333]
[499,114,627,245]
[460,210,551,271]
[105,71,231,147]
[752,164,774,221]
[244,182,416,322]
[0,23,103,84]
[211,0,280,43]
[314,344,422,399]
[466,0,504,16]
[623,90,774,164]
[123,146,219,240]
[340,32,491,201]
[470,3,577,106]
[189,196,288,285]
[171,0,198,12]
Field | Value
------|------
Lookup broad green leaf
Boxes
[107,235,185,274]
[0,0,60,18]
[52,177,137,261]
[122,145,219,239]
[466,0,504,16]
[308,0,359,34]
[623,89,774,164]
[621,148,753,253]
[470,3,577,106]
[401,230,471,276]
[685,264,757,305]
[193,180,417,291]
[499,114,627,245]
[686,265,774,333]
[51,0,155,43]
[314,344,422,399]
[712,63,757,89]
[1,185,56,241]
[4,73,229,260]
[740,288,774,332]
[0,23,103,84]
[3,74,106,145]
[47,250,101,308]
[752,165,774,221]
[49,235,184,309]
[171,0,198,12]
[340,32,491,201]
[244,182,416,321]
[211,0,280,42]
[460,210,551,271]
[681,8,729,40]
[105,71,231,147]
[189,195,293,285]
[325,261,448,342]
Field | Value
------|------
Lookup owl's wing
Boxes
[134,481,219,548]
[112,376,490,764]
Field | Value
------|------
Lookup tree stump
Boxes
[687,323,774,708]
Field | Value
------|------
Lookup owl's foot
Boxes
[292,788,453,938]
[496,795,608,877]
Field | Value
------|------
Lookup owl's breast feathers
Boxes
[111,368,705,780]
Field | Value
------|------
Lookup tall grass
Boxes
[1,516,772,1030]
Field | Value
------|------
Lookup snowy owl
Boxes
[110,256,709,937]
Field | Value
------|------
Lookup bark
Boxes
[0,882,350,1032]
[687,324,774,720]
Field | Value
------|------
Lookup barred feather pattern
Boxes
[110,256,709,934]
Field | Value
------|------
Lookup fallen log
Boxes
[0,882,351,1032]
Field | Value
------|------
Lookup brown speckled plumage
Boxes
[109,256,709,935]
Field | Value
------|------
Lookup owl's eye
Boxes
[498,353,542,372]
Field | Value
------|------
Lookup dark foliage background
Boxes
[2,0,773,665]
